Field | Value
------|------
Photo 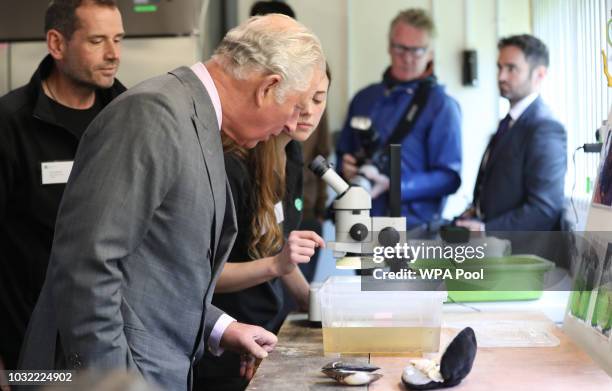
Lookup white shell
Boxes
[411,358,437,373]
[402,365,432,386]
[322,368,383,386]
[402,359,444,385]
[344,371,375,385]
[427,368,444,383]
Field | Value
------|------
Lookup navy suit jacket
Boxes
[475,97,567,231]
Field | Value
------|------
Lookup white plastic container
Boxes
[319,276,447,354]
[308,282,323,322]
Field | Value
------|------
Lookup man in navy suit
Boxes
[457,34,566,232]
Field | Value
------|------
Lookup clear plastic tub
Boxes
[319,276,447,354]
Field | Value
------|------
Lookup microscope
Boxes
[309,145,406,269]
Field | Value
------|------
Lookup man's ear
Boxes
[255,74,282,107]
[425,48,434,63]
[532,64,547,84]
[47,29,66,61]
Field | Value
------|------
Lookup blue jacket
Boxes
[337,74,462,227]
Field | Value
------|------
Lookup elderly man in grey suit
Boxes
[19,14,326,390]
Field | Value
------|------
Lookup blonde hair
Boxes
[389,8,435,40]
[222,134,285,259]
[213,14,325,103]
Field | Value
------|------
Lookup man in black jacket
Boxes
[0,0,125,370]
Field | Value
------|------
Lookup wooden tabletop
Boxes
[247,312,612,391]
[246,316,369,390]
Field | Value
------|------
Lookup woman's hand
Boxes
[273,231,325,276]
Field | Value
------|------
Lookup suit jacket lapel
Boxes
[191,117,226,260]
[484,98,541,178]
[169,67,227,267]
[473,134,495,202]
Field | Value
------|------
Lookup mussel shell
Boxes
[401,327,477,390]
[322,361,380,372]
[322,369,383,386]
[440,327,477,387]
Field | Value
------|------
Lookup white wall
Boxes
[499,0,532,36]
[117,37,200,88]
[0,43,8,94]
[5,42,47,90]
[434,0,499,216]
[286,0,349,134]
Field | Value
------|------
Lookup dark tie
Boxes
[488,114,512,157]
[472,114,512,215]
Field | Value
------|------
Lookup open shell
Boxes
[401,327,477,390]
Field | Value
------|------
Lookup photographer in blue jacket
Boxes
[337,8,462,229]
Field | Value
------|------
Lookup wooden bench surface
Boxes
[247,312,612,390]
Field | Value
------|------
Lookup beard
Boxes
[499,81,532,103]
[498,68,537,103]
[64,60,118,90]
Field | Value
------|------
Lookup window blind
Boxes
[532,0,612,227]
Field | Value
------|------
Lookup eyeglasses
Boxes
[390,43,429,58]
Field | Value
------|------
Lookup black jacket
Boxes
[0,55,125,369]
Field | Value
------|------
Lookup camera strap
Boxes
[383,76,436,147]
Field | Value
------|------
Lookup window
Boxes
[532,0,612,227]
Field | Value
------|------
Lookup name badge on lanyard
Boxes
[41,161,73,185]
[274,201,284,224]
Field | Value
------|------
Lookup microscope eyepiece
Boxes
[308,155,330,178]
[309,155,350,196]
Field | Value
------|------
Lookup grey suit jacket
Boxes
[475,97,567,231]
[19,67,237,391]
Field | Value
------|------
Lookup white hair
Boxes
[213,14,325,102]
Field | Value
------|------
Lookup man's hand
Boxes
[342,154,359,180]
[455,219,485,232]
[459,206,477,219]
[359,165,390,199]
[273,231,325,276]
[220,322,277,380]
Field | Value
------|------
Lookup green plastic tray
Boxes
[411,255,555,302]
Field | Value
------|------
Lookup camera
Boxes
[348,116,388,195]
